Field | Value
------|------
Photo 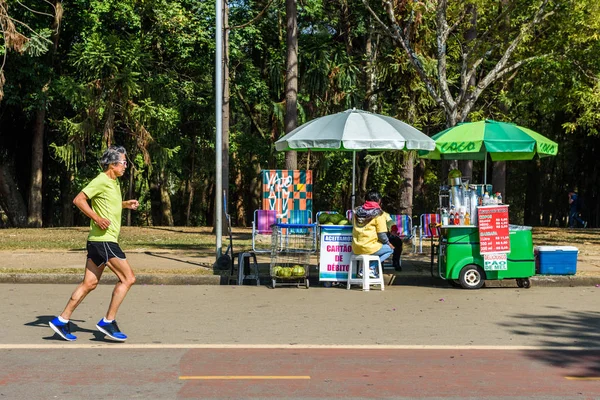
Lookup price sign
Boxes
[478,205,510,254]
[483,253,508,271]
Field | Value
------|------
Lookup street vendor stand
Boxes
[432,204,536,289]
[420,120,559,289]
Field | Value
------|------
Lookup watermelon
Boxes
[280,267,292,278]
[292,265,305,276]
[318,213,331,224]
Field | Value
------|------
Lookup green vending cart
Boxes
[433,224,535,289]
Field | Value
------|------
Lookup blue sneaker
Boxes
[96,319,127,341]
[49,317,77,341]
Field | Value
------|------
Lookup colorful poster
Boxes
[478,205,510,254]
[261,170,312,223]
[318,225,353,281]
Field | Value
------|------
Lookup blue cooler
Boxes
[535,246,578,275]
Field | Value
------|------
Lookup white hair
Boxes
[99,146,126,170]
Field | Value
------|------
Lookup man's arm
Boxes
[73,191,110,230]
[122,199,139,210]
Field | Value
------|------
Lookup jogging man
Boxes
[49,145,139,341]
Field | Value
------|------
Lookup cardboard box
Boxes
[535,246,578,275]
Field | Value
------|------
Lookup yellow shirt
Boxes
[352,213,388,255]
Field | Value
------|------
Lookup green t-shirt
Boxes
[82,172,122,243]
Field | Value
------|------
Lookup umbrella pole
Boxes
[352,150,356,211]
[484,155,487,185]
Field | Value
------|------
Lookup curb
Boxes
[1,272,599,287]
[0,273,221,285]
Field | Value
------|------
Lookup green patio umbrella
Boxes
[419,119,558,183]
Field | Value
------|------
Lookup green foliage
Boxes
[0,0,599,228]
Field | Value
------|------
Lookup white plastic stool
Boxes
[347,254,384,291]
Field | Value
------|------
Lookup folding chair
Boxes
[389,214,413,240]
[387,214,414,266]
[417,213,442,253]
[252,209,277,253]
[346,209,354,222]
[287,209,312,234]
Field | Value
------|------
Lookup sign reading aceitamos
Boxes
[319,227,353,282]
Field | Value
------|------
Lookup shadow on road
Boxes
[143,251,211,268]
[501,310,600,376]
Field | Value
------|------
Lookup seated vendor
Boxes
[352,190,394,278]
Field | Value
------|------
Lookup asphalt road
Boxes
[1,284,599,399]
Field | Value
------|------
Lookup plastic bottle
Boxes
[442,209,449,226]
[459,210,465,225]
[449,209,455,225]
[453,210,460,225]
[497,192,502,204]
[483,192,490,205]
[465,211,471,225]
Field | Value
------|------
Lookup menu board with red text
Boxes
[478,205,510,254]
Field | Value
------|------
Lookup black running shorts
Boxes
[86,241,126,267]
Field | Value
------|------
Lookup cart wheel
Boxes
[459,264,486,290]
[517,278,531,289]
[271,278,277,289]
[516,278,524,288]
[305,279,310,289]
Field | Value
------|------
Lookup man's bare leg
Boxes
[104,257,136,320]
[60,259,104,320]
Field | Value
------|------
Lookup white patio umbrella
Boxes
[275,108,436,209]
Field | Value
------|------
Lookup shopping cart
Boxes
[270,223,317,288]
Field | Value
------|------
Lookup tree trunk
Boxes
[234,155,246,227]
[185,137,196,226]
[491,0,511,195]
[399,94,417,216]
[28,109,45,227]
[491,161,506,198]
[28,2,62,227]
[60,172,74,226]
[414,158,425,201]
[222,0,231,230]
[0,162,28,227]
[399,152,414,216]
[284,0,298,170]
[159,167,174,226]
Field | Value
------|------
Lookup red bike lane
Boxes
[177,348,600,398]
[1,347,599,398]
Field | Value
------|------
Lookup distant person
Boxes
[352,191,394,278]
[568,190,587,228]
[49,146,139,342]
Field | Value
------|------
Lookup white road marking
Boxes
[0,344,599,350]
